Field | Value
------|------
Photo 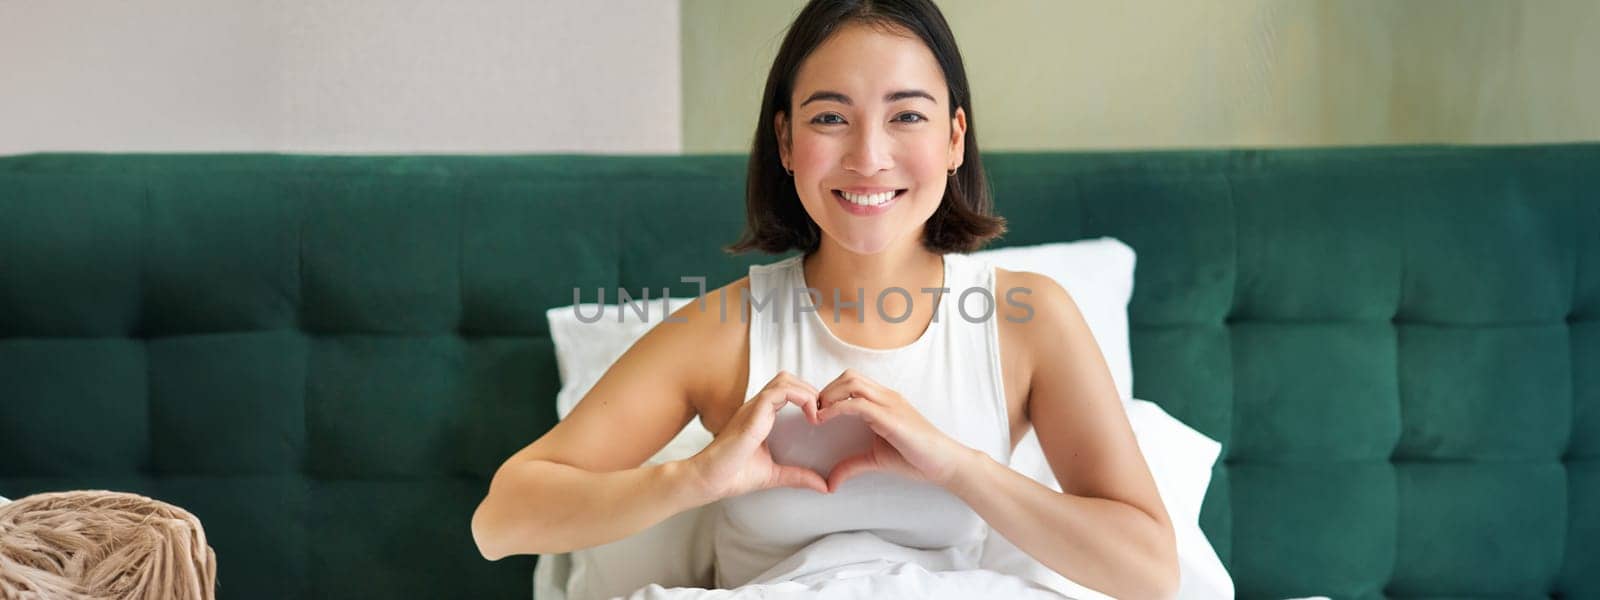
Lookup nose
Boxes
[841,124,893,175]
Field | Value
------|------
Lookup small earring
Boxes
[785,167,794,176]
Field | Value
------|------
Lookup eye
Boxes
[895,112,927,123]
[811,113,845,125]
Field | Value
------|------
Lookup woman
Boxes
[472,1,1178,597]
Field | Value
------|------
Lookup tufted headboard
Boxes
[1,144,1596,599]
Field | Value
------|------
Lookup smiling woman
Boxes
[472,1,1177,598]
[726,0,1002,258]
[702,3,1175,597]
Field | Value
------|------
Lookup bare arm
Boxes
[947,271,1178,599]
[947,451,1177,599]
[473,454,708,559]
[471,286,738,560]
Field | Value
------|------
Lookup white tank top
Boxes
[710,251,1013,587]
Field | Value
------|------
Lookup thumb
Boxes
[826,453,879,493]
[773,464,830,494]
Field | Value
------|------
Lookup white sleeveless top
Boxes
[710,252,1013,588]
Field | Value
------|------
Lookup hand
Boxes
[686,371,830,500]
[815,368,977,492]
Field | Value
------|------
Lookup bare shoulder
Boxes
[992,267,1103,429]
[499,275,751,474]
[991,267,1066,441]
[1001,266,1102,349]
[993,267,1077,370]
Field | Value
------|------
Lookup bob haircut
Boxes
[725,0,1006,256]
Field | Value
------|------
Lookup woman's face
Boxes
[777,22,966,256]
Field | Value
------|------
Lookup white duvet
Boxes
[617,530,1071,600]
[614,528,1333,600]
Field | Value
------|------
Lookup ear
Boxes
[774,111,791,171]
[948,107,967,171]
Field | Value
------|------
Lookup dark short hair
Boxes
[725,0,1006,256]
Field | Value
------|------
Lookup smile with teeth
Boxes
[835,189,905,206]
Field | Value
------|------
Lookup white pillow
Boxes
[551,296,698,421]
[972,237,1135,401]
[980,399,1233,600]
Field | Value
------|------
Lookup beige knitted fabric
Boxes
[0,490,216,600]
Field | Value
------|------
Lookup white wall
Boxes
[0,0,680,155]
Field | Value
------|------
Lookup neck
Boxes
[801,234,946,326]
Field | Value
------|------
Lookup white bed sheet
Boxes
[615,530,1078,600]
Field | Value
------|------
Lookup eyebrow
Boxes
[799,89,937,107]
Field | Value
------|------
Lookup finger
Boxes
[786,371,822,397]
[731,386,804,438]
[817,369,889,410]
[827,452,878,492]
[776,373,822,417]
[772,383,819,424]
[817,395,884,425]
[816,380,856,412]
[774,464,830,494]
[817,382,884,415]
[821,367,865,392]
[768,370,820,398]
[758,384,820,425]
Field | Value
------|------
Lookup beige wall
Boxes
[6,1,1592,155]
[681,0,1600,153]
[0,0,680,154]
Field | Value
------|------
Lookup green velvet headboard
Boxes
[1,144,1595,599]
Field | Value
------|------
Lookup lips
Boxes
[832,188,906,216]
